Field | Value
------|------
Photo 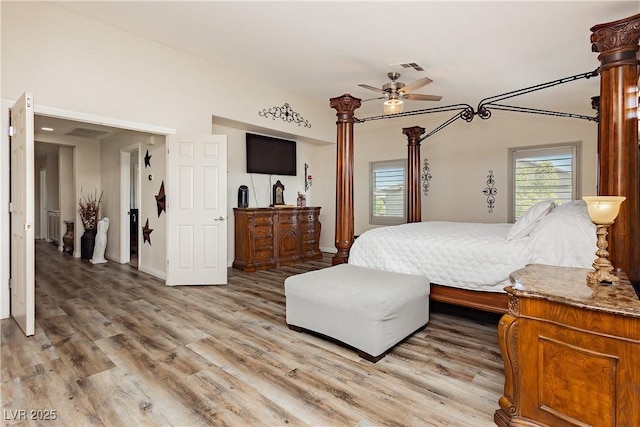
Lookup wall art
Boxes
[142,218,153,245]
[155,181,166,217]
[483,170,497,213]
[258,103,311,128]
[144,150,152,168]
[421,158,432,196]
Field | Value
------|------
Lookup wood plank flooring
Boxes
[1,241,504,426]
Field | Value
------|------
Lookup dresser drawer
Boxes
[251,225,273,238]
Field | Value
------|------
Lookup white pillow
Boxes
[506,200,555,240]
[528,200,596,267]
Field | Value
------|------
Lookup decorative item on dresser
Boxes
[233,207,321,272]
[62,221,74,253]
[582,196,626,285]
[495,264,640,427]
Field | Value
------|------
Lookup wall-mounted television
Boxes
[246,133,297,176]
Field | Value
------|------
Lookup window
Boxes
[370,159,407,225]
[509,142,580,222]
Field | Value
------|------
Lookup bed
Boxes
[348,200,596,312]
[328,14,639,314]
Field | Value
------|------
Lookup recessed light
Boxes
[41,127,54,132]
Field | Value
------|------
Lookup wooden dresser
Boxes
[495,264,640,427]
[232,207,321,272]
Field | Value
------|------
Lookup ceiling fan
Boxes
[358,72,442,114]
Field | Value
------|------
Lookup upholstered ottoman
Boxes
[285,264,430,362]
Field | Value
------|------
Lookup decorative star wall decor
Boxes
[155,181,166,217]
[144,150,152,168]
[142,218,153,245]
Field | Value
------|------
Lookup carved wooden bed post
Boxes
[330,94,361,265]
[590,13,640,283]
[403,126,426,223]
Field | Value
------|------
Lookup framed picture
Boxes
[273,180,285,205]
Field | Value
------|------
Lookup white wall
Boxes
[315,109,598,253]
[0,1,336,318]
[352,112,597,234]
[140,139,167,278]
[212,122,329,265]
[29,132,102,256]
[59,146,75,253]
[0,1,601,319]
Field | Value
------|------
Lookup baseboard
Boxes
[139,264,166,281]
[320,246,337,254]
[105,252,125,264]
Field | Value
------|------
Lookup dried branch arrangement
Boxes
[78,189,103,231]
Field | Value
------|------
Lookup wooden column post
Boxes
[403,126,426,223]
[330,94,361,265]
[590,13,640,283]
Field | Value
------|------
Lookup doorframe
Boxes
[120,143,141,266]
[1,99,175,319]
[39,168,48,241]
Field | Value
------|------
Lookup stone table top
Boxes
[505,264,640,319]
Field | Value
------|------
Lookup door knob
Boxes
[214,216,225,221]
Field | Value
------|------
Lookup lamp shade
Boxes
[582,196,626,224]
[383,97,404,114]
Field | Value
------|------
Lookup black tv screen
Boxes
[246,133,297,176]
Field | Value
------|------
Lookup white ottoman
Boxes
[285,264,430,362]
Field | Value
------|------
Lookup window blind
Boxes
[370,160,407,224]
[512,145,577,220]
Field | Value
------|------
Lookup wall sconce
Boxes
[582,196,626,285]
[305,163,312,191]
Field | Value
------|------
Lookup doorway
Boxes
[121,144,141,268]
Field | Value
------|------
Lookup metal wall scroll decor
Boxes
[259,103,311,128]
[421,158,432,196]
[483,170,497,213]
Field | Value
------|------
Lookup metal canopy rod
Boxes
[485,103,598,122]
[355,69,600,139]
[476,69,599,109]
[355,104,473,123]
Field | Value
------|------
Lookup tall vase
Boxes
[81,229,97,260]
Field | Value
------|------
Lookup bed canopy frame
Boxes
[329,13,640,313]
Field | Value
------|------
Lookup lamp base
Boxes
[586,268,620,285]
[586,223,620,285]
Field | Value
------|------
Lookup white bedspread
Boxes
[349,222,528,292]
[349,204,596,293]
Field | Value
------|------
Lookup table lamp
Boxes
[582,196,626,285]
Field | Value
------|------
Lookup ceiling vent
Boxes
[390,62,425,72]
[65,128,109,139]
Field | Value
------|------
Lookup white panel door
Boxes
[166,135,227,285]
[10,92,35,336]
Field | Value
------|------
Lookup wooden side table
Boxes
[495,264,640,427]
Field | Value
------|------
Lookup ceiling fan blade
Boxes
[399,77,433,94]
[358,84,387,95]
[363,96,387,102]
[402,93,443,101]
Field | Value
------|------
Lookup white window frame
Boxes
[369,159,407,225]
[508,142,581,222]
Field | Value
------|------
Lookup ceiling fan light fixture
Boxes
[383,96,404,114]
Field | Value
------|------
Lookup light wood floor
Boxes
[2,241,504,427]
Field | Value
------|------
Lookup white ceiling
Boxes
[51,1,639,119]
